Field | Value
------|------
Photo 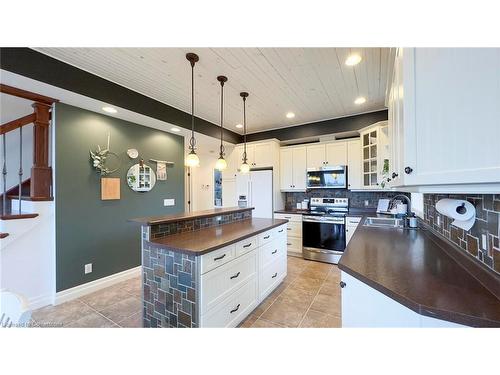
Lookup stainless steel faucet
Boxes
[389,194,413,217]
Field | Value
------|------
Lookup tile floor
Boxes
[31,256,341,328]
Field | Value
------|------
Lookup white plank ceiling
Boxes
[34,48,391,134]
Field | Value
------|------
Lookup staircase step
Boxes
[0,213,39,220]
[7,195,54,201]
[0,232,8,239]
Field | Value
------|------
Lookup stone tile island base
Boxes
[136,207,288,328]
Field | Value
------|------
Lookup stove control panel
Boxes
[310,197,349,207]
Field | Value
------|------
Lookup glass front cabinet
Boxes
[360,121,390,189]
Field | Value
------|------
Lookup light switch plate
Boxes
[164,199,175,206]
[84,263,92,274]
[481,234,487,250]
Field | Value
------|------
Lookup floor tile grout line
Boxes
[296,265,332,328]
[75,299,119,327]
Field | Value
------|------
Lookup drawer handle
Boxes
[230,271,241,280]
[243,243,252,248]
[278,229,284,233]
[271,249,278,254]
[287,227,292,231]
[214,254,226,261]
[263,235,271,239]
[284,216,291,219]
[287,243,292,246]
[272,272,278,278]
[230,304,241,314]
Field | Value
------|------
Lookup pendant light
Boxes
[215,75,228,171]
[185,53,200,167]
[239,92,250,174]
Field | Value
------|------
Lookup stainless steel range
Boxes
[302,197,348,264]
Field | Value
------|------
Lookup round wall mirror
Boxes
[127,163,156,192]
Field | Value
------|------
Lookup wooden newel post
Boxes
[30,102,52,199]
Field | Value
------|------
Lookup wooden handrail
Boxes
[0,113,36,135]
[0,84,58,105]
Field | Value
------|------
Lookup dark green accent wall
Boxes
[55,103,185,292]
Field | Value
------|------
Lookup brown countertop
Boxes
[338,217,500,327]
[131,206,254,226]
[147,218,288,255]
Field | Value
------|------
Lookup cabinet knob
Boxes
[404,166,413,174]
[339,281,346,288]
[391,172,398,179]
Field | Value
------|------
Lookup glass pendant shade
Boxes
[185,150,200,167]
[239,161,250,174]
[215,156,227,171]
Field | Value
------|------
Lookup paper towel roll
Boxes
[435,199,476,231]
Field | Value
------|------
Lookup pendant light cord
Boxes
[190,60,196,150]
[219,79,225,156]
[243,95,247,161]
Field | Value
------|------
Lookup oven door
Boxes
[306,166,347,189]
[302,216,346,264]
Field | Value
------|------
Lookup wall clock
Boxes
[127,148,139,159]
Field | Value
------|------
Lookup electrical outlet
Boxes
[164,199,175,206]
[437,216,441,226]
[84,263,92,274]
[364,200,369,207]
[481,234,487,250]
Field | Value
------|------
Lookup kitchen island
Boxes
[131,207,288,328]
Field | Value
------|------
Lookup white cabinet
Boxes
[359,122,389,189]
[341,271,467,328]
[345,216,361,245]
[306,144,326,169]
[346,140,361,190]
[233,142,275,169]
[325,143,347,165]
[388,48,500,188]
[199,224,287,327]
[274,213,303,256]
[306,142,347,168]
[280,146,306,191]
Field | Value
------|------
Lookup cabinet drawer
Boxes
[258,228,276,246]
[234,235,258,257]
[200,245,235,274]
[286,221,302,237]
[346,216,362,226]
[200,250,257,314]
[259,256,287,301]
[260,237,287,268]
[274,224,287,237]
[286,236,302,254]
[274,213,302,222]
[201,277,258,328]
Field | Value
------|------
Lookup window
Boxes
[214,169,223,207]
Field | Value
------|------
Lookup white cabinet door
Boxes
[280,148,293,190]
[347,140,361,189]
[253,143,273,168]
[325,142,347,166]
[292,146,307,190]
[306,144,326,169]
[400,48,500,185]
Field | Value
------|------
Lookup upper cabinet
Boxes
[280,146,307,191]
[347,139,361,190]
[306,142,347,168]
[359,121,390,189]
[389,48,500,188]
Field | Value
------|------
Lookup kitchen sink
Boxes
[363,217,404,228]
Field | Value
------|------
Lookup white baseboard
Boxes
[54,266,141,306]
[29,293,54,311]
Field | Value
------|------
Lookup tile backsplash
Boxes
[285,190,408,210]
[423,194,500,274]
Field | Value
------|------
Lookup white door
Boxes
[250,170,273,218]
[403,48,500,185]
[347,140,361,189]
[306,144,326,169]
[292,147,307,190]
[325,143,347,166]
[222,179,237,207]
[280,148,293,190]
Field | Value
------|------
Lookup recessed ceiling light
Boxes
[102,106,117,114]
[345,54,362,66]
[171,127,181,132]
[286,112,295,119]
[354,97,366,105]
[235,124,243,129]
